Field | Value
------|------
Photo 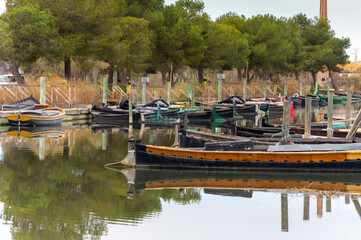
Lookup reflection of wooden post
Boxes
[102,130,107,151]
[317,195,323,218]
[326,196,331,213]
[305,97,312,138]
[299,82,303,96]
[281,194,288,232]
[346,195,351,204]
[39,138,45,160]
[327,92,333,138]
[345,91,352,129]
[351,196,361,219]
[303,194,310,221]
[284,82,288,97]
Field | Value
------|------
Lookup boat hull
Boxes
[7,108,65,126]
[136,143,361,171]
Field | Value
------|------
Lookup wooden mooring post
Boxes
[299,82,303,96]
[283,82,288,97]
[345,91,352,129]
[40,77,46,105]
[243,79,247,99]
[129,86,133,135]
[327,92,333,138]
[102,78,108,105]
[277,101,292,145]
[304,97,312,138]
[346,107,361,140]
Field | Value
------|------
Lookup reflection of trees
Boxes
[0,129,199,239]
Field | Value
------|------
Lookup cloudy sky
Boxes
[0,0,359,60]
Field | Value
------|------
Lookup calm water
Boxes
[0,104,361,239]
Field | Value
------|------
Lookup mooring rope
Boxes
[282,124,312,152]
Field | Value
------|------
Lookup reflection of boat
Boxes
[7,107,65,126]
[113,168,361,195]
[135,140,361,171]
[6,126,64,139]
[1,95,40,111]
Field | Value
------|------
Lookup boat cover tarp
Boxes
[141,98,169,108]
[20,110,60,117]
[1,96,40,111]
[268,143,361,152]
[218,95,245,104]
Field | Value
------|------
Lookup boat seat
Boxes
[20,110,60,116]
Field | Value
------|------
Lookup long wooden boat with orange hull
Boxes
[135,141,361,171]
[7,107,65,126]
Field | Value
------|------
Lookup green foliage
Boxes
[1,5,61,64]
[1,0,351,86]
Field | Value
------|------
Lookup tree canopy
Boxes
[0,0,351,86]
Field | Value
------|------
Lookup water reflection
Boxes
[0,125,361,239]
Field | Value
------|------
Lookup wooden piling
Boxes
[345,91,352,129]
[263,81,267,99]
[327,92,333,138]
[129,86,133,136]
[243,79,247,99]
[167,82,171,104]
[218,79,222,102]
[345,195,351,204]
[304,97,312,138]
[346,107,361,140]
[40,77,46,105]
[281,194,288,232]
[142,82,146,105]
[303,194,310,221]
[284,82,288,97]
[102,78,108,105]
[315,82,319,94]
[191,88,195,109]
[278,101,291,145]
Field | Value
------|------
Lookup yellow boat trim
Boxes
[146,145,361,163]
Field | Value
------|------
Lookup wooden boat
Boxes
[1,95,40,111]
[135,140,361,171]
[183,110,213,122]
[90,105,141,122]
[136,98,170,111]
[7,107,65,126]
[290,96,320,107]
[214,105,257,119]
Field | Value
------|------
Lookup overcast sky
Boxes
[0,0,359,60]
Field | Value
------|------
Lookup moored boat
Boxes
[7,107,65,126]
[135,141,361,171]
